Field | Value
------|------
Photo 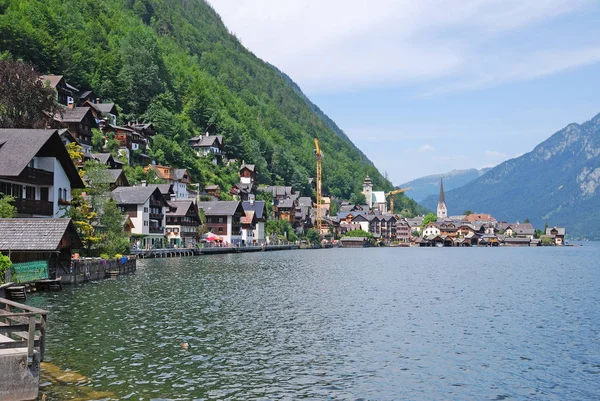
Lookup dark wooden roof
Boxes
[0,129,84,188]
[111,186,166,206]
[0,218,82,251]
[57,107,95,123]
[198,201,243,217]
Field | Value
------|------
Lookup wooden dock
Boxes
[0,298,49,401]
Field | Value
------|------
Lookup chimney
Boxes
[141,180,147,187]
[68,102,74,109]
[170,194,177,202]
[249,194,255,205]
[96,97,100,104]
[206,131,209,137]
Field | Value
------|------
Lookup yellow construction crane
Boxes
[314,139,322,234]
[386,188,410,214]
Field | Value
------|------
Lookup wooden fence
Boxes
[0,297,48,364]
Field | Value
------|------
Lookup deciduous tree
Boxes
[0,59,59,128]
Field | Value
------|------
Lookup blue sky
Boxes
[209,0,600,184]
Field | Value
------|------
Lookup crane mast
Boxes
[386,187,410,214]
[314,139,322,234]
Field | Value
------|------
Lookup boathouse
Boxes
[0,219,82,282]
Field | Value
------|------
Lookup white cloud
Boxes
[209,0,596,94]
[419,144,435,152]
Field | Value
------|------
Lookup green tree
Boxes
[344,229,373,239]
[349,192,366,205]
[306,229,320,244]
[422,213,438,227]
[0,252,13,284]
[0,59,59,128]
[463,210,472,216]
[0,195,16,218]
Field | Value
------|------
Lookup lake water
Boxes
[26,245,600,400]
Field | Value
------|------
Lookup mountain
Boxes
[399,168,491,203]
[422,113,600,239]
[0,0,423,213]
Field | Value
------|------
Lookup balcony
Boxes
[14,198,53,216]
[0,167,54,186]
[149,226,164,234]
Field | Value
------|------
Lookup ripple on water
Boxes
[26,246,600,400]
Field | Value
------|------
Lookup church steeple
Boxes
[437,178,447,219]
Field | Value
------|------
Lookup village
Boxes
[0,64,571,401]
[0,73,569,280]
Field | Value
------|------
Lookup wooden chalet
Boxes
[0,219,82,282]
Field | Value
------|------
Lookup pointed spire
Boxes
[438,178,445,205]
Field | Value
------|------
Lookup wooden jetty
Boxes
[0,297,48,401]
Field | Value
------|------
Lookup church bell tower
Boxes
[437,178,447,219]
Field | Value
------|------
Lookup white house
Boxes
[423,222,441,237]
[0,129,85,218]
[111,185,168,248]
[198,201,245,245]
[242,199,267,244]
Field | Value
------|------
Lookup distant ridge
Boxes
[399,168,491,203]
[421,113,600,239]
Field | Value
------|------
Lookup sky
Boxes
[208,0,600,185]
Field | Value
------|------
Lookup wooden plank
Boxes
[40,314,47,361]
[27,317,35,362]
[0,297,49,314]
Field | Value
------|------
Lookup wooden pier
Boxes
[0,298,49,401]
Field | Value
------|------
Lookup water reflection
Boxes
[28,246,600,400]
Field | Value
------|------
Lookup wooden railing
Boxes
[0,298,48,364]
[14,198,54,216]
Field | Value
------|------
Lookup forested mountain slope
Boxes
[422,113,600,239]
[0,0,422,213]
[399,168,490,203]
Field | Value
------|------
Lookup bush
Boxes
[0,252,13,284]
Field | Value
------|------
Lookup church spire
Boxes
[437,178,447,219]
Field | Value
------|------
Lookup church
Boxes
[362,175,387,214]
[437,178,448,219]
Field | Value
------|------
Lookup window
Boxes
[144,221,148,226]
[58,188,63,200]
[40,187,49,202]
[144,207,148,213]
[218,217,224,223]
[25,186,35,200]
[218,227,223,233]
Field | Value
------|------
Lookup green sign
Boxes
[12,260,49,283]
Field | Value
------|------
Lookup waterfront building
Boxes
[0,218,82,278]
[396,219,411,243]
[505,223,535,239]
[198,201,244,245]
[111,185,168,248]
[166,199,200,248]
[0,129,85,218]
[543,227,566,245]
[241,210,257,245]
[423,222,441,237]
[437,178,448,219]
[242,199,267,244]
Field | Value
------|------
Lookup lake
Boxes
[26,245,600,400]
